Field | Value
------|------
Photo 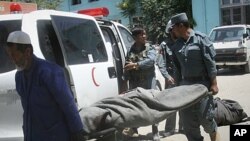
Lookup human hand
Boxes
[166,77,175,85]
[210,84,219,95]
[71,130,88,141]
[124,62,138,71]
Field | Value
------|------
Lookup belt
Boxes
[183,76,209,81]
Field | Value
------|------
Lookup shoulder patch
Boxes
[145,43,154,50]
[195,31,206,38]
[161,41,166,46]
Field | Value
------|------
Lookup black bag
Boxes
[214,97,248,126]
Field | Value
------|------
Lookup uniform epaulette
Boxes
[145,42,151,47]
[161,41,166,46]
[195,31,206,38]
[145,42,153,50]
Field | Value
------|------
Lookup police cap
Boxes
[170,13,188,26]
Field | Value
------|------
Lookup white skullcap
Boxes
[7,31,31,44]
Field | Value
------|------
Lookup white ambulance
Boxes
[209,24,250,72]
[0,9,163,140]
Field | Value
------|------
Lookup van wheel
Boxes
[156,80,162,91]
[216,65,220,70]
[244,58,250,73]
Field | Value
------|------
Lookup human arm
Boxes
[156,52,175,86]
[210,76,219,95]
[124,45,156,70]
[43,65,84,133]
[201,36,219,94]
[137,46,156,69]
[155,46,172,79]
[123,61,139,71]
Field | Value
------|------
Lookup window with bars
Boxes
[243,0,250,4]
[221,0,250,25]
[72,0,81,5]
[222,9,231,25]
[222,0,244,5]
[246,5,250,24]
[233,0,241,4]
[222,0,230,5]
[232,8,241,24]
[88,0,99,2]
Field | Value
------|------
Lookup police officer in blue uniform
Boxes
[170,13,220,141]
[122,27,160,140]
[157,20,184,137]
[157,20,177,88]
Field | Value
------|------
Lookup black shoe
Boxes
[162,130,175,137]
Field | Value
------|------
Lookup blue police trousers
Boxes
[180,95,217,141]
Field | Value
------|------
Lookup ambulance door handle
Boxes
[108,67,117,78]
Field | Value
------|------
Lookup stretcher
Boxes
[79,84,209,141]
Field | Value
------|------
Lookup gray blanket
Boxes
[80,84,208,134]
[214,97,248,126]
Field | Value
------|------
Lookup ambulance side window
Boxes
[0,20,21,73]
[37,20,64,67]
[117,26,134,51]
[51,16,108,64]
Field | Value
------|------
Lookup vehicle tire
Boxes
[156,80,162,91]
[244,58,250,73]
[216,65,220,70]
[216,65,220,72]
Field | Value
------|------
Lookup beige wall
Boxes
[0,1,37,15]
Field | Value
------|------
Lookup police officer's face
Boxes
[172,24,184,38]
[169,30,177,41]
[6,44,30,71]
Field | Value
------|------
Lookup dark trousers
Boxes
[129,76,156,89]
[165,112,183,132]
[179,79,217,141]
[164,80,183,132]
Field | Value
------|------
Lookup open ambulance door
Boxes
[50,14,119,107]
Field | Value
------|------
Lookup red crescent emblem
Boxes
[92,67,100,87]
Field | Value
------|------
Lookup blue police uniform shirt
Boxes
[172,30,217,79]
[157,37,176,79]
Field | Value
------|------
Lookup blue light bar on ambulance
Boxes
[77,7,109,17]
